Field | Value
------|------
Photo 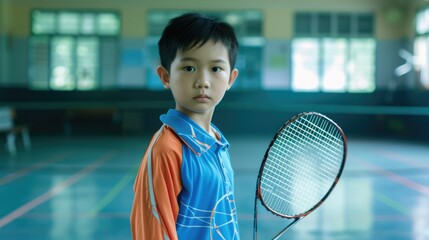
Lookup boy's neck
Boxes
[176,108,215,137]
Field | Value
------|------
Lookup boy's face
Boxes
[157,40,238,117]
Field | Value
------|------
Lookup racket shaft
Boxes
[253,180,260,240]
[272,218,302,240]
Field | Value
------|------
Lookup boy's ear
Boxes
[157,66,170,89]
[227,68,239,90]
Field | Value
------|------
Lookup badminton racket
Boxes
[253,112,347,240]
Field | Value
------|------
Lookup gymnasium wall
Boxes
[2,0,416,38]
[0,0,417,88]
[1,0,429,138]
[0,0,415,87]
[0,0,10,86]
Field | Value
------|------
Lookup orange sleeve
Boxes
[130,127,183,240]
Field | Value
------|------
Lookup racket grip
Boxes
[253,196,259,240]
[272,217,302,240]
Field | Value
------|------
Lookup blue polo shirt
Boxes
[160,109,240,240]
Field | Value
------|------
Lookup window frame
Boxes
[414,6,429,90]
[291,12,376,93]
[29,9,121,91]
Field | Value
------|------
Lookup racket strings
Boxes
[274,117,342,179]
[262,145,327,213]
[265,146,328,193]
[275,131,340,177]
[260,114,345,216]
[290,117,343,162]
[301,115,344,148]
[291,116,343,170]
[261,167,313,211]
[285,119,343,180]
[282,117,341,191]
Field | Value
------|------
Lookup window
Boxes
[146,10,264,90]
[414,7,429,89]
[291,12,375,92]
[29,10,120,90]
[349,39,375,92]
[291,38,319,91]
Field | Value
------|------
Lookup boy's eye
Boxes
[212,67,222,72]
[184,66,196,72]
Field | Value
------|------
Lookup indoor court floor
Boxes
[0,133,429,240]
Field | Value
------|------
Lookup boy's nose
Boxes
[195,72,210,88]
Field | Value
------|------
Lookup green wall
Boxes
[3,0,419,39]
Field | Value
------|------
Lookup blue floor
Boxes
[1,134,429,239]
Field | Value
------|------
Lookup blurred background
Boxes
[1,0,429,239]
[0,0,428,137]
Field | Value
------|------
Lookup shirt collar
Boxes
[160,109,229,156]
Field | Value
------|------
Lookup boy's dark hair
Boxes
[158,12,239,72]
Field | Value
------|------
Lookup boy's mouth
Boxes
[194,94,211,102]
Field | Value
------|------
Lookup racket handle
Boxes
[253,178,261,240]
[272,217,302,240]
[253,197,259,240]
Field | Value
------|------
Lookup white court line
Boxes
[0,151,115,228]
[0,152,72,186]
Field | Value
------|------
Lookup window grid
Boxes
[292,12,375,93]
[414,6,429,89]
[29,10,120,91]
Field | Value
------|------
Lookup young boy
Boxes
[130,13,240,240]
